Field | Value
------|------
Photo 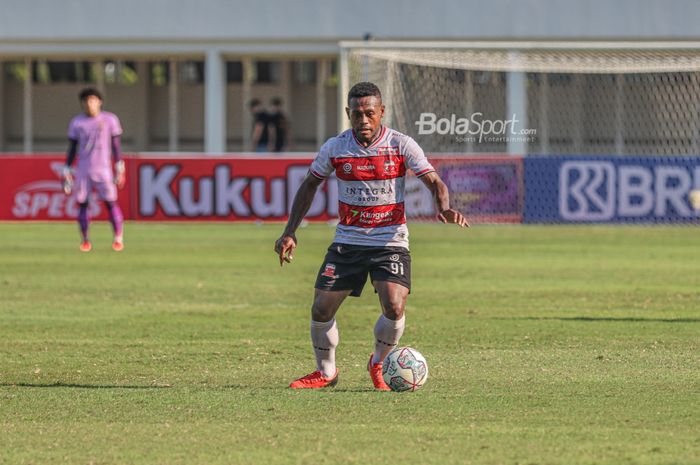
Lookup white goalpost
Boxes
[339,41,700,156]
[338,41,700,224]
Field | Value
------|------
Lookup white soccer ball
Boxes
[382,347,429,392]
[689,189,700,212]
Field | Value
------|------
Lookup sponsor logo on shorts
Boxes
[389,254,400,262]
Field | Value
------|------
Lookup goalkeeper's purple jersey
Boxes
[309,126,435,249]
[68,111,122,182]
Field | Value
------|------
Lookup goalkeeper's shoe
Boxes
[79,241,92,252]
[368,354,391,391]
[112,239,124,252]
[289,369,338,389]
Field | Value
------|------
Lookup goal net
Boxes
[340,42,700,156]
[339,42,700,224]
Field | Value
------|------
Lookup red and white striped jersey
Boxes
[309,126,435,249]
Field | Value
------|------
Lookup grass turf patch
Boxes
[1,222,699,464]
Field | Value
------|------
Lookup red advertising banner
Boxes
[0,155,131,221]
[133,156,336,221]
[0,154,523,223]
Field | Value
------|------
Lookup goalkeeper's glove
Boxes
[114,160,126,189]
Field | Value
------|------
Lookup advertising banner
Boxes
[0,155,524,223]
[0,156,130,221]
[435,157,523,223]
[525,156,700,223]
[133,157,337,221]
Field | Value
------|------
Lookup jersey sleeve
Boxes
[402,136,435,177]
[309,140,334,179]
[110,113,124,137]
[67,117,78,140]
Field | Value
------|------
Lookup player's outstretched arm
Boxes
[274,173,324,266]
[419,171,469,228]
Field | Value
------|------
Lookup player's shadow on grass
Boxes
[0,382,171,389]
[498,316,700,323]
[221,384,376,392]
[4,383,382,392]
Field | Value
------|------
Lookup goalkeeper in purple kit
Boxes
[63,88,125,252]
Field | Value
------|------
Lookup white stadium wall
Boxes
[2,0,700,41]
[1,0,700,153]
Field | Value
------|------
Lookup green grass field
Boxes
[1,222,699,465]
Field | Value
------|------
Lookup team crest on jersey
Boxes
[322,263,337,278]
[384,159,397,175]
[343,163,353,174]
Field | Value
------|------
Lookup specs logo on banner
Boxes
[11,162,102,218]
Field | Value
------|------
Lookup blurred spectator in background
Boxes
[269,97,291,152]
[249,98,270,152]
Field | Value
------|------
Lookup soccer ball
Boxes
[382,347,429,392]
[690,189,700,212]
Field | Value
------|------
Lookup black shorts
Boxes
[314,242,411,297]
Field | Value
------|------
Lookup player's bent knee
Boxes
[311,289,349,322]
[381,301,405,320]
[310,303,335,322]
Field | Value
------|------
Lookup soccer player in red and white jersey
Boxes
[275,82,468,390]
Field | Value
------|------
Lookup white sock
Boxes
[372,314,405,365]
[310,318,339,378]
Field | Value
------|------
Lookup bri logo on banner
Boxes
[559,161,700,221]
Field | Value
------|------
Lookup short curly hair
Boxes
[79,88,103,102]
[347,82,382,104]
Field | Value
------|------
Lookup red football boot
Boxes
[289,369,339,389]
[368,354,391,391]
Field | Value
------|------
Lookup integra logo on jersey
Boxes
[345,186,394,196]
